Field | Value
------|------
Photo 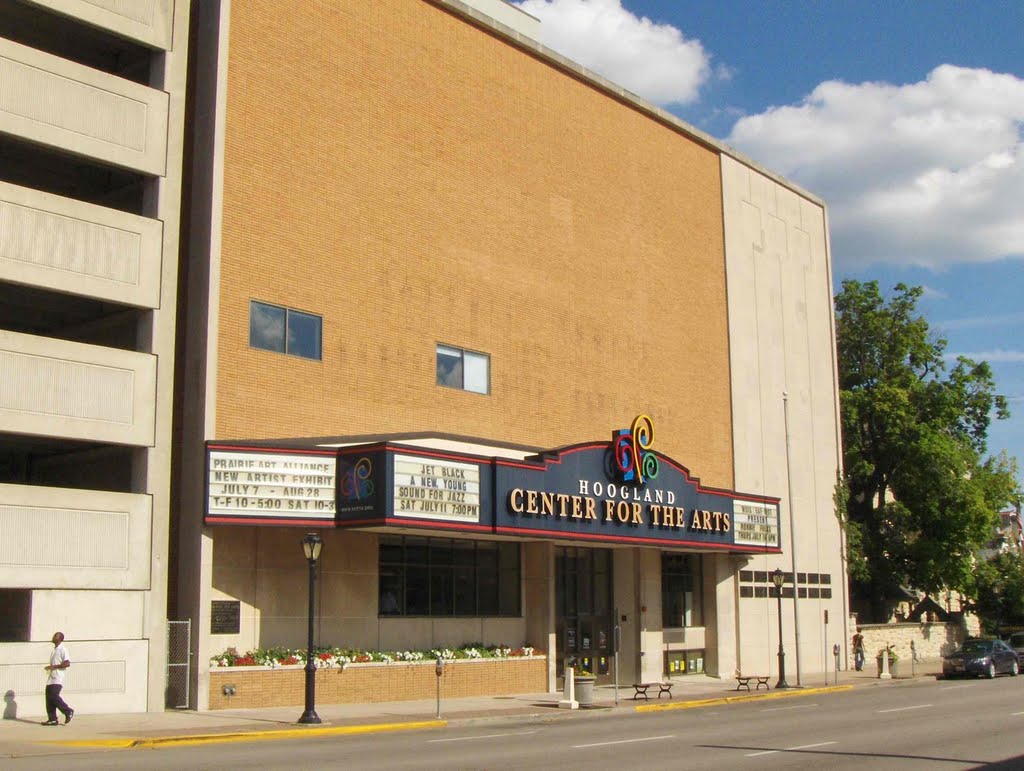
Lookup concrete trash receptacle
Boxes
[575,676,596,706]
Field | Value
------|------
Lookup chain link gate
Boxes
[166,620,191,709]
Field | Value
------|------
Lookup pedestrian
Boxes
[852,628,865,671]
[42,631,74,726]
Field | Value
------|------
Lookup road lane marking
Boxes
[877,704,932,714]
[760,703,818,712]
[573,735,674,749]
[940,684,971,691]
[428,731,539,743]
[746,741,836,757]
[1011,712,1024,716]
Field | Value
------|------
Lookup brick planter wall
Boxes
[208,656,547,710]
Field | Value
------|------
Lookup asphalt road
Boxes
[11,676,1024,770]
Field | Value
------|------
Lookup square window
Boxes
[436,344,489,394]
[463,351,489,394]
[249,301,286,353]
[249,301,321,360]
[287,309,322,360]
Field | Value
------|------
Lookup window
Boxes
[436,344,489,394]
[249,301,322,360]
[661,553,703,627]
[378,536,519,617]
[0,589,31,641]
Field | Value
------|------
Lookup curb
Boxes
[49,719,446,749]
[635,684,854,713]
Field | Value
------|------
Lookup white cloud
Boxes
[944,350,1024,364]
[919,284,949,301]
[514,0,711,106]
[726,66,1024,269]
[937,311,1024,331]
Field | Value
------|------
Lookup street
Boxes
[9,676,1024,770]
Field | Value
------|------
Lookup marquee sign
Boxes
[493,439,780,551]
[205,446,337,526]
[204,416,782,552]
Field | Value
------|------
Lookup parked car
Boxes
[1007,632,1024,663]
[942,639,1019,679]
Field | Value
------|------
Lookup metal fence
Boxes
[166,619,191,709]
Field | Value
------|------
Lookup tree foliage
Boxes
[972,547,1024,636]
[835,280,1018,621]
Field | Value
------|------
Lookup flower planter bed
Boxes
[208,656,547,710]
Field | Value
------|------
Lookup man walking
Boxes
[42,631,73,726]
[852,628,865,672]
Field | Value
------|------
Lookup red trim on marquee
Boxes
[205,516,334,527]
[207,443,335,457]
[495,525,781,552]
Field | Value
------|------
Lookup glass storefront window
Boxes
[378,535,520,617]
[661,553,703,627]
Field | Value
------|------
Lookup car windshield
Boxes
[959,641,994,655]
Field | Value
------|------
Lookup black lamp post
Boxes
[298,532,323,724]
[772,568,789,689]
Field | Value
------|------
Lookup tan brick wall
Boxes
[857,622,966,666]
[208,657,548,710]
[217,0,733,487]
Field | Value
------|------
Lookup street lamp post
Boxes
[298,532,323,724]
[772,568,789,689]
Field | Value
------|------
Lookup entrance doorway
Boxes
[555,546,614,683]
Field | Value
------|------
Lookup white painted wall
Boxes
[720,154,846,682]
[0,181,163,308]
[0,639,148,718]
[0,330,157,446]
[22,0,173,49]
[0,38,168,174]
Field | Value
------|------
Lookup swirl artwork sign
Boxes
[613,414,659,485]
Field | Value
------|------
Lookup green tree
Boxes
[972,547,1024,636]
[834,280,1018,621]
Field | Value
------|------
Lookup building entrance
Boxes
[555,546,615,683]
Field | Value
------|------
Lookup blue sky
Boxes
[515,0,1024,487]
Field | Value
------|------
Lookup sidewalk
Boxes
[1,658,944,757]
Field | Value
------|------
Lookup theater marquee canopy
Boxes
[204,416,782,553]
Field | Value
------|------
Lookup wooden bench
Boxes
[631,682,674,700]
[735,675,771,691]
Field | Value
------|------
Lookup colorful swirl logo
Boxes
[340,457,374,500]
[613,414,659,485]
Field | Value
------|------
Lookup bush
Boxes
[211,644,541,668]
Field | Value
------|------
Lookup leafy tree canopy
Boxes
[835,280,1018,621]
[971,547,1024,636]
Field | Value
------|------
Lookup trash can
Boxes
[575,675,596,707]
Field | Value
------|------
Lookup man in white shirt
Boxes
[42,631,73,726]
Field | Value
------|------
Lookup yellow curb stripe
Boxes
[635,684,853,713]
[49,719,446,749]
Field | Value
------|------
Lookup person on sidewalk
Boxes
[42,631,74,726]
[852,629,865,671]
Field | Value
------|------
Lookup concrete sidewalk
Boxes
[1,658,944,757]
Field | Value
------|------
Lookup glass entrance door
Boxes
[555,546,614,683]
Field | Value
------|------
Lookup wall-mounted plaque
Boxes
[211,600,241,635]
